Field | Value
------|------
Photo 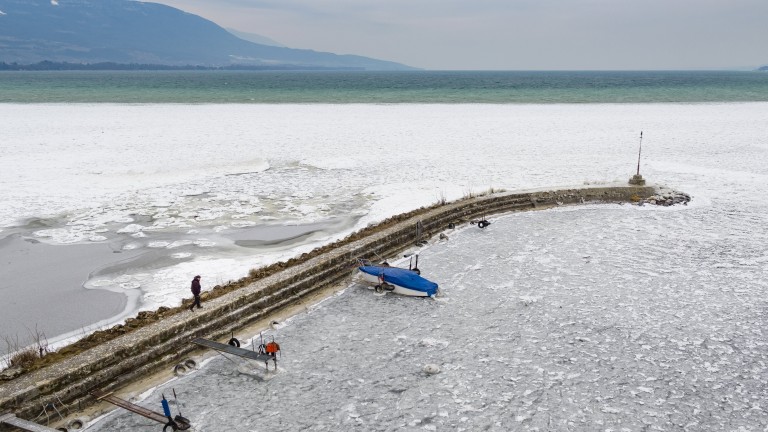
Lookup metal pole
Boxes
[172,388,183,418]
[636,131,643,176]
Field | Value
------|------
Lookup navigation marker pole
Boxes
[636,131,643,176]
[629,131,646,185]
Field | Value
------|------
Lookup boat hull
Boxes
[358,266,439,297]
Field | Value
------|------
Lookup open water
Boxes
[1,70,767,103]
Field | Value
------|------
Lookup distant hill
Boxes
[226,28,284,48]
[759,65,768,71]
[0,0,415,70]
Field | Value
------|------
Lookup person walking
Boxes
[189,275,202,311]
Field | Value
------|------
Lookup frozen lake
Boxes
[89,197,768,431]
[2,102,767,430]
[2,103,766,352]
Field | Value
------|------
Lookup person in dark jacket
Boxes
[189,275,202,311]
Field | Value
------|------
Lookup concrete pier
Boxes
[0,184,657,430]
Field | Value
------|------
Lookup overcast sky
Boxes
[149,0,767,70]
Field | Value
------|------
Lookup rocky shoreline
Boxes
[640,187,692,206]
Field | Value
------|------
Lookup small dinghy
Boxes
[358,260,439,297]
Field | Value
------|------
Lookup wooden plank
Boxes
[0,413,61,432]
[90,391,168,424]
[192,338,275,363]
[91,390,114,401]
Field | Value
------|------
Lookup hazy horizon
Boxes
[147,0,768,71]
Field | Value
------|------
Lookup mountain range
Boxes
[0,0,415,70]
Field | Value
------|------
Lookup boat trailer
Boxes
[192,334,280,371]
[90,389,190,431]
[0,412,62,432]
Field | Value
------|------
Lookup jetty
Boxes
[0,184,675,431]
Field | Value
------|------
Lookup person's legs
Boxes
[189,295,201,311]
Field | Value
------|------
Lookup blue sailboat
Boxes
[358,259,439,297]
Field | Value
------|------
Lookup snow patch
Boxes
[301,156,357,170]
[117,224,145,234]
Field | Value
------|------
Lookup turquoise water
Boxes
[1,70,767,103]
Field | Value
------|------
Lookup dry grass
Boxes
[8,348,38,368]
[436,190,447,205]
[2,326,50,369]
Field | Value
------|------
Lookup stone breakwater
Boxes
[640,188,691,206]
[0,184,667,431]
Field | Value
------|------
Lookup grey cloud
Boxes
[150,0,768,69]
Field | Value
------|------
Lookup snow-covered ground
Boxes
[2,103,768,428]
